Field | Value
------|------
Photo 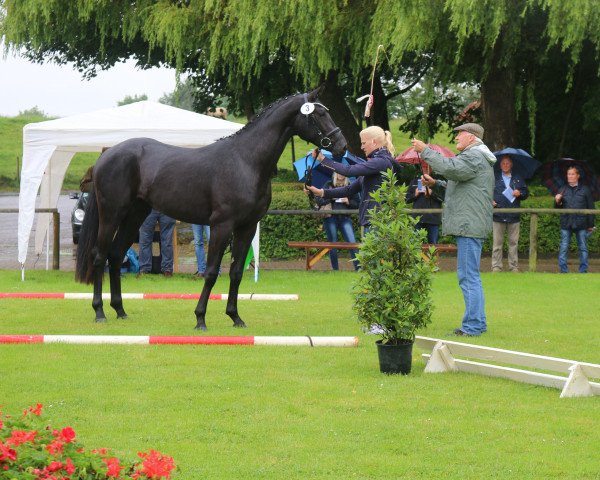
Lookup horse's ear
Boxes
[306,84,325,101]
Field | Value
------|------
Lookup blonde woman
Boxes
[306,126,396,233]
[314,173,360,270]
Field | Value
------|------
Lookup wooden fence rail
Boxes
[2,207,598,272]
[267,208,600,272]
[0,208,60,270]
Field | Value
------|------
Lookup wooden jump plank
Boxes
[416,336,600,379]
[421,354,600,394]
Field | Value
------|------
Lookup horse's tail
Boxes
[75,188,99,284]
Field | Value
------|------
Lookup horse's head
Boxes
[292,88,347,157]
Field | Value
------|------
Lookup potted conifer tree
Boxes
[353,170,437,374]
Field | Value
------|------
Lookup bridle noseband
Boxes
[301,94,343,150]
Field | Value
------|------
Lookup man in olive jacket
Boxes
[412,123,496,336]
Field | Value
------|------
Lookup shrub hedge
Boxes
[262,184,598,260]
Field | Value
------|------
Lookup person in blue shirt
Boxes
[492,156,529,272]
[313,173,360,270]
[192,224,210,278]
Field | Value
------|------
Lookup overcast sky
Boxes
[0,52,177,118]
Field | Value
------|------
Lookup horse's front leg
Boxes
[225,224,257,328]
[107,209,149,319]
[194,224,232,330]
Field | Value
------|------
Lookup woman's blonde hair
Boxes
[361,126,395,156]
[332,172,349,187]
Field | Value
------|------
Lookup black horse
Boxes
[75,88,347,330]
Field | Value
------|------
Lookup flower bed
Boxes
[0,404,176,479]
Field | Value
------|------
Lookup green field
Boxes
[1,270,599,479]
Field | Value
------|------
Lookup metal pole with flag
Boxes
[244,222,260,282]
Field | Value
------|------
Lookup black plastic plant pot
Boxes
[376,339,413,375]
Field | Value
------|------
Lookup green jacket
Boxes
[421,142,496,239]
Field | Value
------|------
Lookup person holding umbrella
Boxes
[554,165,595,273]
[405,174,444,244]
[491,155,529,272]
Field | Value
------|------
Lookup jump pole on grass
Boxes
[0,293,298,301]
[0,335,358,347]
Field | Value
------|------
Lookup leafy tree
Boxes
[117,94,148,106]
[371,0,600,163]
[159,76,195,111]
[17,106,49,118]
[3,0,600,164]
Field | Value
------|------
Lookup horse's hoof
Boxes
[194,324,208,331]
[233,320,247,328]
[95,317,107,323]
[117,313,128,319]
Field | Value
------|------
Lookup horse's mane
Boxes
[216,93,303,142]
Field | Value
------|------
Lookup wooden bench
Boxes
[287,241,457,270]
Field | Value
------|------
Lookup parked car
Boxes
[70,192,89,244]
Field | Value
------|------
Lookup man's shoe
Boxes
[163,271,173,278]
[193,271,205,279]
[451,328,475,337]
[136,271,148,278]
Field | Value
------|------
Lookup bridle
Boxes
[303,151,319,208]
[301,94,343,150]
[299,94,344,208]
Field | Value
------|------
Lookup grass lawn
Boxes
[0,269,599,479]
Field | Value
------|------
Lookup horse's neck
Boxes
[236,102,299,171]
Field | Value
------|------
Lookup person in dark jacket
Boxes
[554,166,595,273]
[406,176,444,244]
[314,173,360,270]
[492,156,529,272]
[306,126,396,233]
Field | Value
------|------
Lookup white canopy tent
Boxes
[17,101,260,277]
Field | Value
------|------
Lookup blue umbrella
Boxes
[293,149,365,188]
[493,147,541,180]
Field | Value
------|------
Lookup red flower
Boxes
[57,426,76,443]
[0,441,17,462]
[47,460,63,472]
[23,403,43,417]
[92,447,110,456]
[103,456,123,477]
[6,429,37,446]
[65,457,76,475]
[134,450,176,479]
[45,439,64,455]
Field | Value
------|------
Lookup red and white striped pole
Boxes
[0,293,298,301]
[0,335,358,347]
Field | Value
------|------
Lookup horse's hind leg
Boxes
[194,223,233,330]
[107,201,151,318]
[225,223,257,328]
[91,251,107,322]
